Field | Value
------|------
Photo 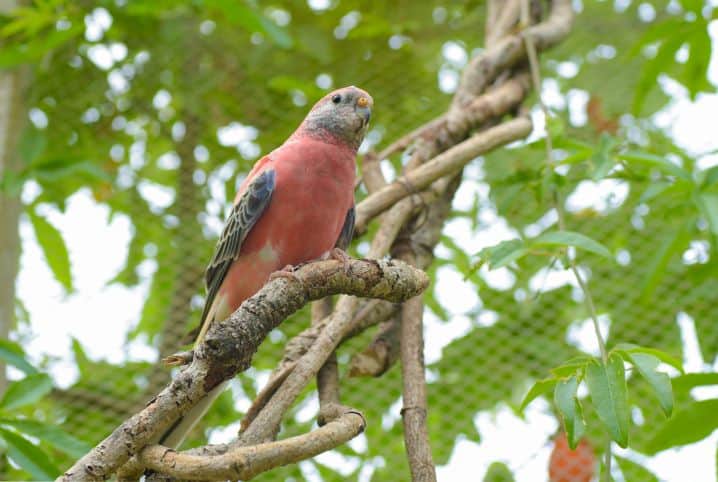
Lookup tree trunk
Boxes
[0,12,26,395]
[0,0,28,395]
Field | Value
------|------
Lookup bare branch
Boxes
[486,0,521,48]
[60,258,429,482]
[348,317,401,377]
[400,295,436,482]
[355,116,532,233]
[375,114,447,162]
[237,295,360,444]
[360,151,388,194]
[139,412,365,481]
[312,299,349,425]
[451,0,574,109]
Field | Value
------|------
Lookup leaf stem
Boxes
[521,0,608,363]
[604,439,613,482]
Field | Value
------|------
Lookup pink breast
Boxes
[220,139,356,314]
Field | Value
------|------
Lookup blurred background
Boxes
[2,1,718,480]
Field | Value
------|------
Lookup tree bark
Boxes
[0,0,27,394]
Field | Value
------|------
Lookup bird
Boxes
[159,85,373,448]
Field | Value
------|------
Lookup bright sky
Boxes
[10,7,718,482]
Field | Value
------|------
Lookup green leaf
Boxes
[206,0,293,48]
[632,33,685,115]
[671,373,718,394]
[0,339,37,375]
[641,223,692,299]
[546,115,565,140]
[483,461,515,482]
[619,151,691,181]
[696,193,718,235]
[585,354,630,447]
[28,158,111,184]
[531,230,612,259]
[700,165,718,189]
[591,133,616,180]
[519,378,557,412]
[613,344,683,373]
[18,126,47,164]
[477,239,528,269]
[646,399,718,454]
[0,374,53,411]
[639,181,671,204]
[550,356,591,378]
[0,25,82,68]
[554,376,585,448]
[0,427,60,480]
[615,455,659,482]
[0,419,91,458]
[28,210,73,293]
[71,338,92,378]
[683,26,712,100]
[619,352,673,416]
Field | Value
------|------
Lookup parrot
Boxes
[159,86,373,448]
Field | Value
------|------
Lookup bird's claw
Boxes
[269,265,301,283]
[329,248,352,274]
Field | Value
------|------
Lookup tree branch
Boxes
[451,0,573,109]
[400,295,435,482]
[139,412,365,481]
[355,116,532,233]
[59,258,428,482]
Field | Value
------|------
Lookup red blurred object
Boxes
[548,432,596,482]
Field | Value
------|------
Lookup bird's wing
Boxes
[194,168,276,342]
[334,205,355,250]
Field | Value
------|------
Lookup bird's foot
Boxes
[329,248,352,274]
[162,350,194,367]
[269,265,301,283]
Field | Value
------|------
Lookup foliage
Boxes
[0,341,91,480]
[1,0,718,480]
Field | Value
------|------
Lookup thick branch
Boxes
[60,258,428,482]
[355,117,532,232]
[312,299,349,425]
[237,295,360,444]
[451,0,573,109]
[139,412,365,481]
[400,295,435,482]
[375,115,446,162]
[348,317,401,377]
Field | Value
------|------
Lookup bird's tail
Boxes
[157,294,228,448]
[158,380,229,448]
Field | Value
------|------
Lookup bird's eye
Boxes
[331,94,342,104]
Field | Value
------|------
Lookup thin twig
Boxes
[519,0,605,362]
[520,0,611,480]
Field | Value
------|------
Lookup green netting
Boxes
[3,1,718,481]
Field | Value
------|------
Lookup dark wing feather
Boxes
[334,206,355,250]
[193,169,275,341]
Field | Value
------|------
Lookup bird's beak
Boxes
[361,108,371,125]
[356,96,372,126]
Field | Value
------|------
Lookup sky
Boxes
[8,5,718,482]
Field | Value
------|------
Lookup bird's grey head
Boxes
[299,86,373,151]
